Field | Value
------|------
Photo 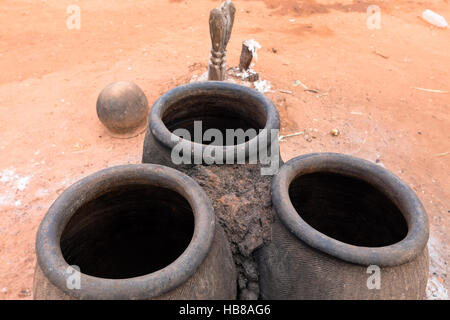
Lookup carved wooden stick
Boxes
[208,0,236,81]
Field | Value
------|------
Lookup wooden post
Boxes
[239,42,253,71]
[208,1,236,81]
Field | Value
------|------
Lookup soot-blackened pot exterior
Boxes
[141,81,281,299]
[33,164,236,300]
[257,153,429,300]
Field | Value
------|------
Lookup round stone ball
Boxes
[96,81,149,135]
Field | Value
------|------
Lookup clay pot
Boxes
[33,164,236,300]
[142,81,280,169]
[257,153,429,300]
[141,81,281,299]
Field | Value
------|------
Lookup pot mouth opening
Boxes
[274,153,429,266]
[162,92,267,146]
[289,172,408,248]
[60,183,194,279]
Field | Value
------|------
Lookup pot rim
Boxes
[35,164,215,299]
[272,152,429,267]
[149,81,280,162]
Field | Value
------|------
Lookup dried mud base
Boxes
[185,164,273,300]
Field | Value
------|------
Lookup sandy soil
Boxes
[0,0,448,299]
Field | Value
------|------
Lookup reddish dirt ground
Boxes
[0,0,448,299]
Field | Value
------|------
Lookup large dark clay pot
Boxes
[142,81,281,299]
[257,153,429,300]
[33,164,236,299]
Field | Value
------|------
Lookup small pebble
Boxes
[18,288,31,298]
[330,128,340,136]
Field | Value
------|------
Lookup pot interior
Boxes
[60,184,194,279]
[162,94,267,146]
[289,172,408,247]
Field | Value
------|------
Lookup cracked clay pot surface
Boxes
[33,164,236,299]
